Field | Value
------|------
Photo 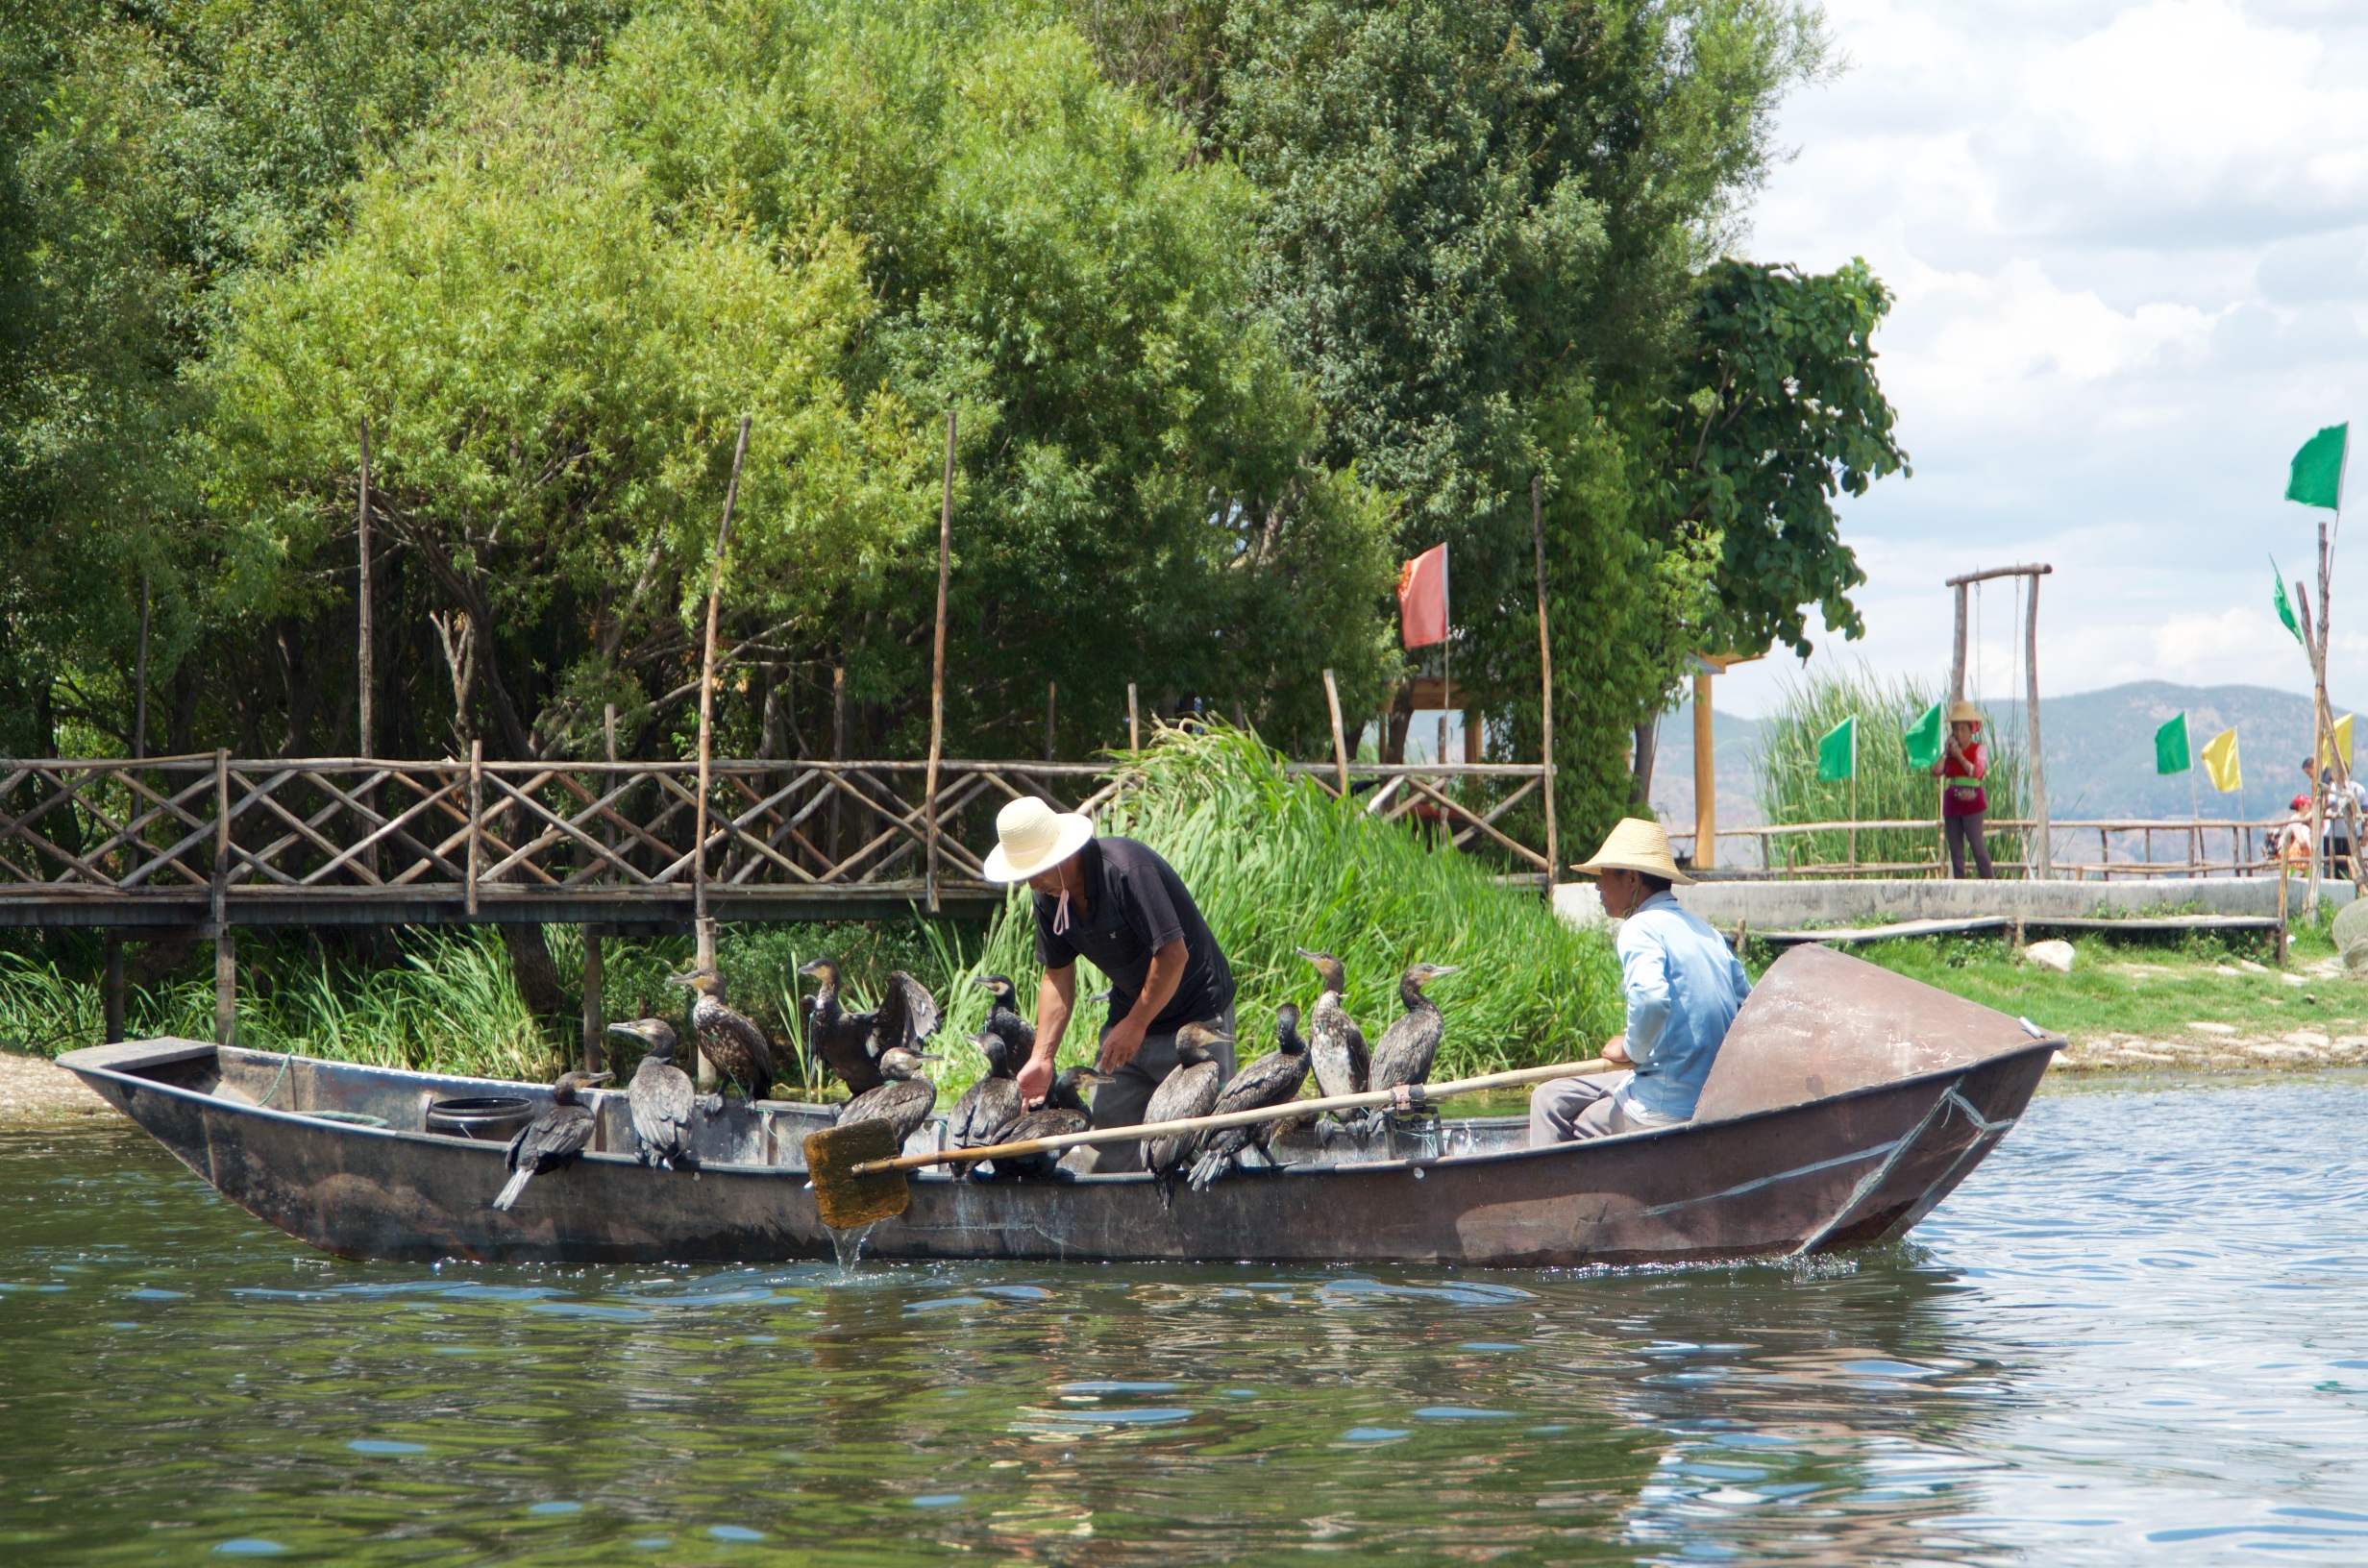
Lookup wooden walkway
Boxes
[0,751,1549,932]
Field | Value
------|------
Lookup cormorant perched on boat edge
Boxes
[947,1030,1025,1152]
[1361,963,1459,1139]
[606,1017,702,1171]
[1186,1004,1309,1192]
[984,1066,1110,1181]
[1295,948,1369,1143]
[492,1069,610,1211]
[1144,1019,1228,1203]
[835,1046,943,1148]
[667,967,775,1104]
[971,974,1036,1062]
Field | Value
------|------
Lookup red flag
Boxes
[1396,543,1448,649]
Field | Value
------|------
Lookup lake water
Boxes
[4,1075,2366,1565]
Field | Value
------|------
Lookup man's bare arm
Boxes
[1017,964,1076,1106]
[1098,938,1187,1074]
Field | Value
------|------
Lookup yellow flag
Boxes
[2319,714,2356,771]
[2200,726,2241,793]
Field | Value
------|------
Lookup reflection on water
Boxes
[3,1078,2367,1564]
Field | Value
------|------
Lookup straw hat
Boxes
[1947,699,1985,727]
[1571,817,1693,886]
[981,796,1096,884]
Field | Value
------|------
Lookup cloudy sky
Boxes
[1714,0,2368,718]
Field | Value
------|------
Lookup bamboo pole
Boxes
[2025,572,2052,879]
[1322,669,1350,795]
[581,928,604,1075]
[1128,683,1141,751]
[103,934,125,1044]
[212,748,234,1046]
[925,410,955,917]
[695,416,752,967]
[465,738,481,919]
[134,570,150,762]
[358,416,374,758]
[1045,681,1057,762]
[1531,476,1558,882]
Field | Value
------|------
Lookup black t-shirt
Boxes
[1033,836,1234,1036]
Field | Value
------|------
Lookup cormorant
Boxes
[971,974,1036,1062]
[667,967,775,1103]
[1361,963,1460,1138]
[986,1066,1111,1180]
[835,1046,943,1148]
[605,1017,702,1171]
[492,1069,611,1211]
[1144,1019,1228,1199]
[1295,948,1370,1115]
[1186,1004,1310,1192]
[799,959,941,1097]
[947,1030,1025,1151]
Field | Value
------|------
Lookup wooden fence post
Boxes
[358,416,374,758]
[1127,683,1141,752]
[465,739,481,919]
[212,748,234,1046]
[1322,669,1350,796]
[925,410,955,916]
[581,928,604,1075]
[103,934,125,1044]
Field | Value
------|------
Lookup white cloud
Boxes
[1717,0,2368,719]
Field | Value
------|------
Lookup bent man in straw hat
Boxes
[981,796,1237,1172]
[1530,818,1751,1145]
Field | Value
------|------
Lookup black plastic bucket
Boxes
[425,1094,535,1141]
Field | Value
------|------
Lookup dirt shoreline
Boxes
[0,1050,113,1127]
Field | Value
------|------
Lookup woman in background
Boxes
[1933,700,1994,879]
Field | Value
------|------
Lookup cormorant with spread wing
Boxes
[1186,1005,1310,1192]
[799,959,940,1097]
[491,1069,611,1211]
[668,967,775,1103]
[605,1017,702,1170]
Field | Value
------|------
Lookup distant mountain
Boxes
[1645,681,2346,829]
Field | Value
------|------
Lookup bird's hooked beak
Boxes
[798,959,828,979]
[604,1020,648,1040]
[968,976,997,991]
[1294,946,1321,962]
[1424,965,1461,979]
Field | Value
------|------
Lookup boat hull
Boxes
[59,1037,2050,1267]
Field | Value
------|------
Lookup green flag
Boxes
[1816,715,1857,782]
[2272,556,2303,645]
[2156,712,2190,775]
[1902,701,1942,771]
[2286,423,2348,510]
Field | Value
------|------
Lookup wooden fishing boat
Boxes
[58,945,2058,1267]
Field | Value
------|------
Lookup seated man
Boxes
[1530,818,1751,1145]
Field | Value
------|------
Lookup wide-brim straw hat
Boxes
[982,796,1096,883]
[1947,699,1986,727]
[1571,817,1693,886]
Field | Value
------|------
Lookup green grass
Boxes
[1757,918,2367,1052]
[0,723,1620,1092]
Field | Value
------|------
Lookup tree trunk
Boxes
[502,924,570,1030]
[1383,680,1416,765]
[1630,717,1659,807]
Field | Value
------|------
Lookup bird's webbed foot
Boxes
[696,1094,726,1115]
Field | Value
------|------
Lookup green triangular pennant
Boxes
[1816,716,1857,782]
[2273,557,2303,645]
[1903,701,1942,771]
[2156,712,2191,776]
[2287,424,2347,511]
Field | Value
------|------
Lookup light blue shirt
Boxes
[1614,891,1752,1120]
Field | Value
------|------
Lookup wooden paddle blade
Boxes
[805,1119,907,1229]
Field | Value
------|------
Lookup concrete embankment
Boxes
[1554,875,2350,930]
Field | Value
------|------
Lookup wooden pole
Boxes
[828,665,846,863]
[695,416,752,967]
[1692,671,1714,872]
[466,738,481,919]
[212,748,234,1046]
[1322,669,1350,795]
[358,416,374,758]
[103,934,125,1044]
[1127,682,1141,751]
[2021,572,2051,879]
[1045,681,1057,762]
[1531,475,1558,881]
[1949,581,1967,705]
[133,570,150,761]
[925,410,954,917]
[581,928,604,1075]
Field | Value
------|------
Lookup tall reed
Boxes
[1752,663,2027,873]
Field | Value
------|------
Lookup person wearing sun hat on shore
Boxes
[980,796,1237,1171]
[1932,699,1994,879]
[1529,818,1752,1146]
